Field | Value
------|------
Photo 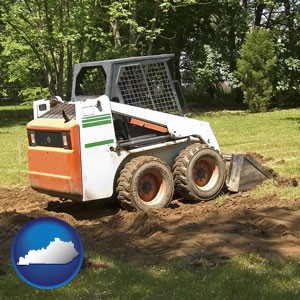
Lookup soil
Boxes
[1,179,300,274]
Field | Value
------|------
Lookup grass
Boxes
[0,105,300,299]
[195,109,300,178]
[1,253,300,300]
[0,105,32,186]
[195,109,300,203]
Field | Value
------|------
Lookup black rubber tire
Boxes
[173,143,226,202]
[117,156,174,211]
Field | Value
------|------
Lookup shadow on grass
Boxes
[0,241,300,300]
[284,117,300,128]
[0,106,33,128]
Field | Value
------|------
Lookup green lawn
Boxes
[0,105,300,299]
[0,105,32,186]
[1,253,300,300]
[197,109,300,178]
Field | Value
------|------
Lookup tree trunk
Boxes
[66,40,73,100]
[110,19,122,48]
[43,65,56,96]
[284,0,294,44]
[207,84,218,102]
[254,3,265,27]
[129,1,138,56]
[147,1,160,56]
[56,44,64,97]
[234,86,244,103]
[240,0,248,9]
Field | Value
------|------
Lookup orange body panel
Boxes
[27,119,82,200]
[130,117,169,133]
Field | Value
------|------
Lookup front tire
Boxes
[173,144,226,202]
[117,156,174,211]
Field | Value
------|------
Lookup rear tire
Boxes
[117,156,174,211]
[173,144,226,202]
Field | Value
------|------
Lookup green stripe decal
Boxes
[82,119,112,128]
[82,114,112,128]
[82,114,111,123]
[85,139,114,148]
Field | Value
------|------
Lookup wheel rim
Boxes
[193,158,219,190]
[138,171,163,202]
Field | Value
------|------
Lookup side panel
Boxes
[27,119,83,200]
[76,96,128,201]
[111,101,220,151]
[127,138,193,168]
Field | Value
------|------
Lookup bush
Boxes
[235,28,277,112]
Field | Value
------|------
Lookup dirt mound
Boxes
[275,177,299,187]
[1,186,300,274]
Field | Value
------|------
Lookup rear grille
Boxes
[35,131,64,148]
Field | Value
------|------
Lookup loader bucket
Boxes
[225,154,274,193]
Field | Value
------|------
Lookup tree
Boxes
[235,28,277,112]
[0,0,126,99]
[0,0,194,100]
[272,1,300,106]
[0,0,299,108]
[240,0,300,107]
[166,0,248,102]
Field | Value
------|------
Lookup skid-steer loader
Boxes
[27,54,272,211]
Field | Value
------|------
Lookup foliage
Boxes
[181,45,233,102]
[0,0,300,108]
[0,0,197,100]
[172,1,248,102]
[235,28,277,112]
[275,45,300,106]
[20,87,49,105]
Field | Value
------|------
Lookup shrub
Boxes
[235,28,277,112]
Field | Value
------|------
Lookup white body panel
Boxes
[110,102,220,151]
[33,99,51,119]
[75,96,128,201]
